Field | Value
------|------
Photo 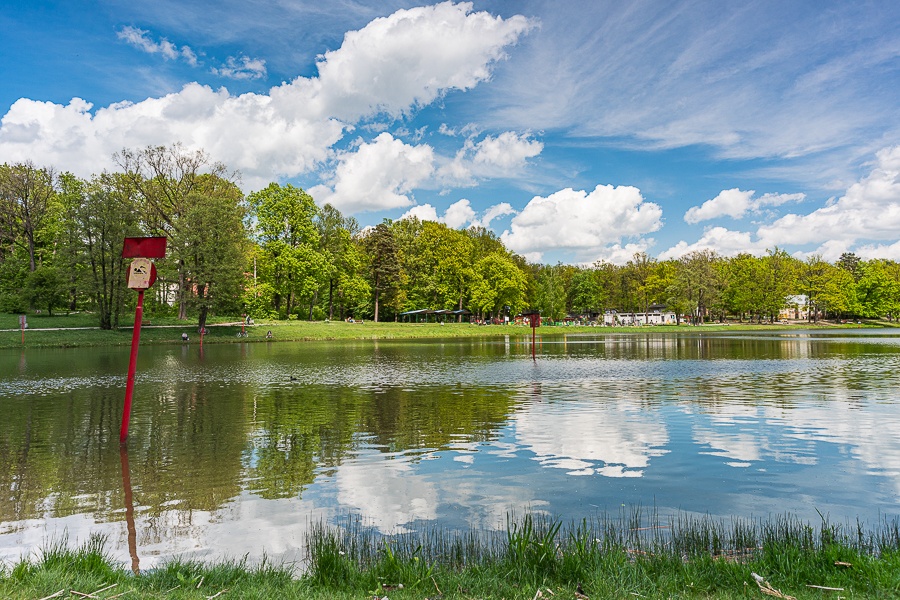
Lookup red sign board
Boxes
[122,237,167,259]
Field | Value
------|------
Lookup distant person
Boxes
[181,332,189,342]
[266,330,273,339]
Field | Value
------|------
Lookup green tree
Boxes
[568,267,605,317]
[837,252,862,281]
[534,263,567,322]
[117,143,230,320]
[759,248,799,322]
[172,175,248,329]
[362,222,402,322]
[674,250,722,324]
[465,226,507,261]
[409,221,476,315]
[54,173,89,311]
[820,264,858,318]
[593,260,623,316]
[722,253,763,321]
[0,161,56,273]
[470,251,528,318]
[645,260,677,316]
[78,173,141,329]
[855,259,900,318]
[315,204,362,320]
[626,252,657,323]
[24,265,65,315]
[800,254,830,323]
[248,183,326,319]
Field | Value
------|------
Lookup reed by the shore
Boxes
[3,510,899,599]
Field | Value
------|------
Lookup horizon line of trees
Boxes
[3,145,900,329]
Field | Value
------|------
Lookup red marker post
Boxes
[120,237,166,445]
[523,310,541,361]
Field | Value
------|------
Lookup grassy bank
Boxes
[2,511,899,599]
[0,311,892,350]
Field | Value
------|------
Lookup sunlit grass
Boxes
[306,510,900,597]
[2,310,892,350]
[4,511,900,598]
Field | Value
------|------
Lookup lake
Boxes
[2,329,899,570]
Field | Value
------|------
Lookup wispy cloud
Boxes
[117,26,198,65]
[490,3,899,166]
[212,55,267,80]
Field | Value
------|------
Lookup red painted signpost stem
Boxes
[120,289,144,445]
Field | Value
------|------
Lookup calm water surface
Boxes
[2,330,900,569]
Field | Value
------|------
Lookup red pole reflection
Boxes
[120,290,145,444]
[119,445,140,574]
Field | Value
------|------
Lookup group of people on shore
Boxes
[181,323,273,342]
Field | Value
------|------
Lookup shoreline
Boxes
[1,317,896,350]
[2,510,899,599]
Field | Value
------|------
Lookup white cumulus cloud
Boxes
[659,227,767,260]
[271,1,534,123]
[399,199,514,230]
[310,133,435,213]
[684,188,754,224]
[664,147,899,261]
[438,131,542,186]
[500,184,663,262]
[475,202,516,228]
[757,145,900,250]
[684,188,806,224]
[443,198,478,228]
[0,3,532,190]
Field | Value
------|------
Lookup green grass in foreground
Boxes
[3,511,900,599]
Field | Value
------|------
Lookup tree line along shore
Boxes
[4,146,900,336]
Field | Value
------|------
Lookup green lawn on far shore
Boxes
[0,311,894,350]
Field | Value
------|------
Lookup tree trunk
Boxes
[197,284,208,330]
[374,289,380,323]
[373,272,380,322]
[308,290,318,320]
[177,264,187,320]
[328,279,335,320]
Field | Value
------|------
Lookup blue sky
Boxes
[1,0,899,264]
